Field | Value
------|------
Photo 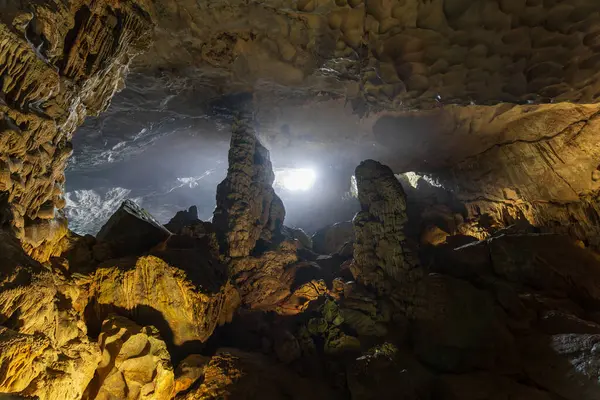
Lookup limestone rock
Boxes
[85,253,236,348]
[165,206,200,234]
[409,274,516,372]
[84,315,174,400]
[96,200,172,256]
[0,233,100,399]
[0,328,60,397]
[521,334,600,400]
[420,225,449,246]
[0,1,152,259]
[311,221,354,255]
[277,279,328,316]
[282,226,312,250]
[489,234,600,306]
[229,240,300,311]
[174,354,210,394]
[178,348,336,399]
[273,330,302,364]
[352,160,420,294]
[213,110,284,258]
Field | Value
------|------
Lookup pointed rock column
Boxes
[351,159,421,294]
[213,106,285,258]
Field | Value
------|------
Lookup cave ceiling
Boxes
[2,0,598,238]
[62,0,600,239]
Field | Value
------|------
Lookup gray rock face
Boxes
[521,334,600,400]
[97,200,172,256]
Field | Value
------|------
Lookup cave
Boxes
[2,1,600,399]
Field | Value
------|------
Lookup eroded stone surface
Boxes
[178,348,336,400]
[0,232,100,399]
[0,1,153,261]
[85,254,235,347]
[352,159,420,293]
[84,315,174,400]
[213,110,284,258]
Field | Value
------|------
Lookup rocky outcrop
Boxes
[84,253,235,348]
[84,315,174,400]
[352,159,420,293]
[96,200,172,256]
[0,1,153,261]
[178,348,336,400]
[213,110,285,258]
[165,206,200,234]
[0,232,100,399]
[173,354,209,395]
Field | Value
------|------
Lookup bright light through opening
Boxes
[275,168,316,191]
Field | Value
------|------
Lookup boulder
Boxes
[85,253,238,348]
[178,348,337,399]
[521,333,600,400]
[174,354,210,394]
[83,316,174,400]
[311,221,354,255]
[96,200,172,256]
[165,206,200,234]
[282,226,312,249]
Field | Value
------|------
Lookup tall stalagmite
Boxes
[213,108,285,258]
[352,159,420,294]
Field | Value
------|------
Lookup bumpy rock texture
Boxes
[83,315,174,400]
[352,159,420,293]
[0,232,100,400]
[213,111,285,258]
[0,0,152,261]
[138,0,600,109]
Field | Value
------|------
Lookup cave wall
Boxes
[0,0,153,260]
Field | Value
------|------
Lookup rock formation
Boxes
[352,159,420,293]
[0,232,100,400]
[83,316,174,400]
[0,1,153,262]
[96,200,172,256]
[178,348,336,400]
[213,109,285,258]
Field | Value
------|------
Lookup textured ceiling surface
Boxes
[60,0,600,239]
